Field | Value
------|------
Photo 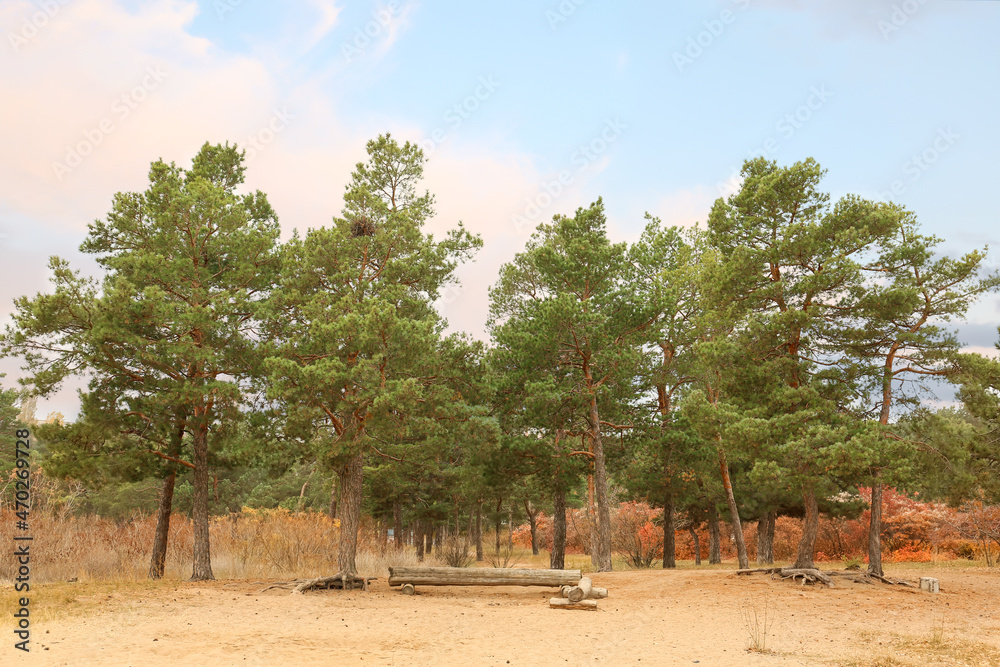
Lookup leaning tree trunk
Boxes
[336,449,364,575]
[474,501,484,562]
[757,510,776,565]
[793,490,820,569]
[550,486,567,570]
[189,419,214,581]
[148,467,177,579]
[662,489,676,568]
[689,525,701,565]
[708,505,721,565]
[717,445,749,569]
[868,482,884,577]
[589,395,613,572]
[150,420,185,580]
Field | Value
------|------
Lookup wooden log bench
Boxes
[388,566,582,595]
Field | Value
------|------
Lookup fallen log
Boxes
[565,576,593,602]
[549,597,598,610]
[388,567,581,588]
[561,585,608,600]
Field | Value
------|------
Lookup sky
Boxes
[2,0,998,421]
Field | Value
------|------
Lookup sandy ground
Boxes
[9,565,1000,667]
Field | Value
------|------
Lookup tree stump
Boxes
[919,577,940,593]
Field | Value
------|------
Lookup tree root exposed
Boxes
[257,573,376,594]
[736,567,915,588]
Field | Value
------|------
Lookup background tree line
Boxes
[2,140,999,581]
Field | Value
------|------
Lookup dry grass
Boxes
[0,508,424,583]
[840,630,1000,666]
[738,591,775,653]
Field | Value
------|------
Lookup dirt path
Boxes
[15,566,1000,666]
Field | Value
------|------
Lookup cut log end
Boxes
[566,576,593,602]
[400,583,415,595]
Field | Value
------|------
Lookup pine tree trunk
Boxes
[148,469,176,579]
[708,505,722,564]
[475,501,484,562]
[550,486,566,570]
[393,501,403,551]
[589,395,613,572]
[689,525,701,565]
[662,489,676,568]
[150,419,185,580]
[336,449,364,575]
[416,520,425,562]
[190,420,214,581]
[507,504,514,549]
[868,483,884,577]
[525,500,539,556]
[717,445,749,569]
[494,497,504,554]
[757,511,775,565]
[793,490,819,569]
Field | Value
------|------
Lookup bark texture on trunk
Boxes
[793,490,819,570]
[589,395,613,572]
[756,510,776,565]
[868,483,884,577]
[336,449,364,574]
[689,525,701,565]
[474,502,483,562]
[662,490,676,569]
[717,446,749,569]
[494,499,502,554]
[190,421,214,581]
[148,469,176,579]
[550,486,567,570]
[524,499,539,556]
[708,505,722,565]
[150,419,186,580]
